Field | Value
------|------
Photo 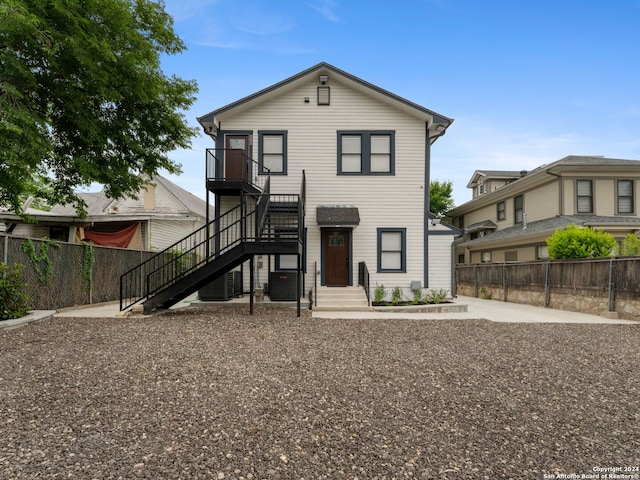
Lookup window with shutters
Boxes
[576,180,593,214]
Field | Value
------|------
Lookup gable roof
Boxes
[0,175,211,224]
[451,155,640,215]
[459,215,640,249]
[466,170,526,188]
[197,62,453,142]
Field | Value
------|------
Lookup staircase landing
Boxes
[314,286,372,312]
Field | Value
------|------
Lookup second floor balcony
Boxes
[206,148,269,196]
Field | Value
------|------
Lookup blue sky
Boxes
[158,0,640,207]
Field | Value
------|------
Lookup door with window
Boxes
[323,230,350,286]
[225,135,249,181]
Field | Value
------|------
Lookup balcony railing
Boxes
[206,148,269,193]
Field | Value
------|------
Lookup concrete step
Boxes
[314,287,373,311]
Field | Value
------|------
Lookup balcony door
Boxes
[225,134,249,181]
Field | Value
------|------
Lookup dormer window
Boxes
[478,184,486,195]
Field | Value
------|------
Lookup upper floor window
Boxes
[258,131,287,174]
[497,201,506,221]
[514,195,524,224]
[478,184,486,195]
[617,180,634,214]
[338,131,395,175]
[377,228,406,272]
[576,179,593,213]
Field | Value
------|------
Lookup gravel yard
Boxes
[1,305,639,479]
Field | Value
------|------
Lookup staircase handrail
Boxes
[120,202,251,311]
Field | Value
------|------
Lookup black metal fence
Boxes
[1,234,155,310]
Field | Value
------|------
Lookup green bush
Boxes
[619,233,640,256]
[374,284,386,303]
[390,286,403,305]
[546,223,616,259]
[427,288,448,304]
[0,263,32,320]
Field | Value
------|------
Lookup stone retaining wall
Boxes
[457,282,640,321]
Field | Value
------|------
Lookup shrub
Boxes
[0,263,32,320]
[479,287,492,300]
[427,288,448,304]
[546,223,616,259]
[373,284,386,303]
[390,286,403,306]
[619,233,640,256]
[411,288,424,305]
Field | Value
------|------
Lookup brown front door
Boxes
[324,230,350,286]
[225,135,249,181]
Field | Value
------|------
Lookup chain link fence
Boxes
[1,234,156,310]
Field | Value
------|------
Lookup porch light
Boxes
[319,74,329,84]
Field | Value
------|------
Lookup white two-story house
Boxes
[119,63,456,314]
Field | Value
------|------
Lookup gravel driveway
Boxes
[1,305,638,479]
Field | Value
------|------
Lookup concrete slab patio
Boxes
[46,294,639,324]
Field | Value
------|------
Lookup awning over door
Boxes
[316,206,360,227]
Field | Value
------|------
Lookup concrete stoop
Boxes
[314,286,373,312]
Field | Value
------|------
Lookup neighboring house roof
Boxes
[466,170,525,188]
[0,175,212,224]
[459,215,640,249]
[450,155,640,215]
[49,192,113,217]
[465,220,497,233]
[197,62,454,143]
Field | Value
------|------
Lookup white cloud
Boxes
[308,0,340,22]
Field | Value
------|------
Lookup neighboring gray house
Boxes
[0,175,211,251]
[449,156,640,264]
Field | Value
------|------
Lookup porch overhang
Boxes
[316,206,360,227]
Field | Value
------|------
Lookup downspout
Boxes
[424,123,431,288]
[546,169,564,216]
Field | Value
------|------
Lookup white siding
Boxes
[12,224,49,238]
[428,234,454,294]
[220,76,432,292]
[149,219,198,251]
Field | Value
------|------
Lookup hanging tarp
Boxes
[83,223,141,248]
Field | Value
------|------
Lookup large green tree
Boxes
[0,0,198,215]
[430,179,455,218]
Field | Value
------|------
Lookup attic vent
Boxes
[317,86,330,105]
